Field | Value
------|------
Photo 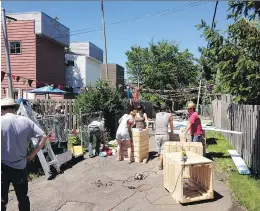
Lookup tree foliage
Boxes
[125,40,200,90]
[227,0,260,20]
[74,80,125,135]
[140,93,163,105]
[197,18,260,104]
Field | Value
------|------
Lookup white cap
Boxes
[1,98,19,107]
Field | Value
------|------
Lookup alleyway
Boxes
[7,136,235,211]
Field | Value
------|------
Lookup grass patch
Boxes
[207,131,260,211]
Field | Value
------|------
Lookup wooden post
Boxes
[101,0,108,81]
[1,8,13,98]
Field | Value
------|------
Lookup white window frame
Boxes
[9,41,22,54]
[6,88,21,99]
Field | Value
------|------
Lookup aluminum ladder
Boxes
[17,100,60,179]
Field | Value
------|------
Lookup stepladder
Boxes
[17,100,61,179]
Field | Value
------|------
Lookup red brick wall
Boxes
[1,20,36,98]
[36,36,66,87]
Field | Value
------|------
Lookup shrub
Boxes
[74,80,124,137]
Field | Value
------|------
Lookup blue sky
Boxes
[3,1,233,75]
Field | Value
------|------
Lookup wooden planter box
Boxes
[163,151,213,204]
[163,141,203,156]
[121,129,149,162]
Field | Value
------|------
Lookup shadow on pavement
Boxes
[48,155,86,180]
[182,190,223,206]
[149,151,159,161]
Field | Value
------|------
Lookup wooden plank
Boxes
[228,150,251,175]
[163,142,203,156]
[69,100,73,132]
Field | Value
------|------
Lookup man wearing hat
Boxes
[184,102,203,142]
[155,103,173,170]
[1,98,47,211]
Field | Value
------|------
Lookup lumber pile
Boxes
[163,151,214,204]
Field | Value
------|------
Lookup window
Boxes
[9,41,21,54]
[67,60,74,66]
[6,88,20,99]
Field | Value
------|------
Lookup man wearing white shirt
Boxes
[1,98,47,211]
[87,119,105,158]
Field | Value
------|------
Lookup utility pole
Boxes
[101,0,108,81]
[1,8,13,98]
[198,1,219,113]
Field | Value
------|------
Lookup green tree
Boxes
[125,40,199,90]
[74,80,125,135]
[227,0,260,20]
[197,18,260,104]
[125,46,149,84]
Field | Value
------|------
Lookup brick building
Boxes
[1,12,70,99]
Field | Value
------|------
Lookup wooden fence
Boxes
[211,95,260,175]
[28,99,154,135]
[28,99,80,132]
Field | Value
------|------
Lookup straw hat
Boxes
[187,102,196,109]
[1,98,19,107]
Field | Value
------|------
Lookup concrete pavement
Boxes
[6,135,237,211]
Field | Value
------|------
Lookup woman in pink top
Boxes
[184,102,203,142]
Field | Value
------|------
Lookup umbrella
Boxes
[29,86,67,99]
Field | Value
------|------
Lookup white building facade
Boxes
[65,42,103,93]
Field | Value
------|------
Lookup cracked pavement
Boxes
[6,135,237,211]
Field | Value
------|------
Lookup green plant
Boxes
[68,135,81,145]
[74,80,124,137]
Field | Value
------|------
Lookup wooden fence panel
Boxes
[28,99,81,133]
[211,95,260,175]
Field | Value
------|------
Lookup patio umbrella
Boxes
[29,86,67,99]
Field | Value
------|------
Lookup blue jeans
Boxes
[191,135,201,142]
[88,127,101,156]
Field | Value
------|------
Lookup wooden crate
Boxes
[163,142,203,156]
[163,151,213,204]
[121,128,149,162]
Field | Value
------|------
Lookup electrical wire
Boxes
[68,1,206,34]
[53,1,210,40]
[102,161,186,211]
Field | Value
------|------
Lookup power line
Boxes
[207,1,219,48]
[53,1,210,40]
[68,1,204,34]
